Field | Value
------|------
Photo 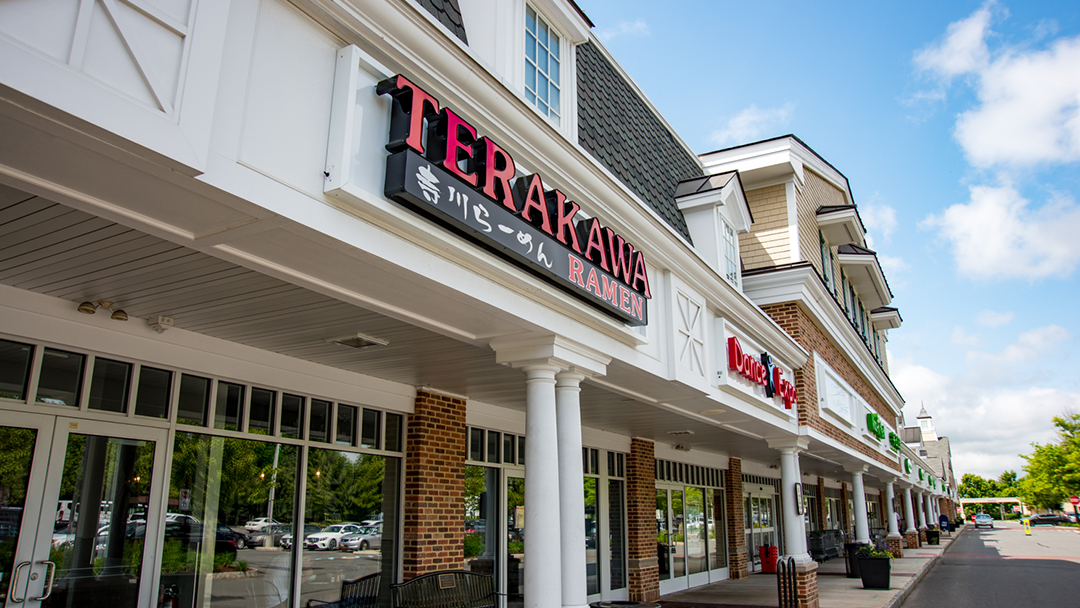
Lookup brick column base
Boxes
[919,528,928,543]
[904,531,919,549]
[795,561,819,608]
[627,439,659,602]
[725,459,748,579]
[886,536,904,559]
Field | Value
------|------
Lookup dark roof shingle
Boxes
[415,0,468,44]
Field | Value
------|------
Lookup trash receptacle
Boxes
[590,602,661,608]
[844,542,868,578]
[760,545,779,573]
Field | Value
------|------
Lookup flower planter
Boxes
[858,556,891,590]
[926,530,940,545]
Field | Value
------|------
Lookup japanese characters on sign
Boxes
[378,75,651,325]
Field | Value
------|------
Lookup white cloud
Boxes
[968,325,1070,364]
[950,327,980,346]
[878,254,908,275]
[597,19,650,42]
[914,2,995,79]
[892,354,1080,479]
[975,310,1014,327]
[860,200,898,242]
[709,104,794,147]
[921,182,1080,280]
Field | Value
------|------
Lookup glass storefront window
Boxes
[281,394,304,439]
[214,382,244,430]
[584,477,598,594]
[464,466,499,575]
[37,347,85,407]
[685,488,706,575]
[309,399,330,443]
[134,366,172,419]
[506,477,525,604]
[0,338,33,399]
[360,409,380,449]
[248,388,275,435]
[608,479,626,590]
[177,374,210,426]
[706,488,726,570]
[336,404,357,446]
[301,448,399,606]
[163,432,298,608]
[656,490,670,581]
[87,357,132,413]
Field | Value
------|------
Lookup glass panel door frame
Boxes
[28,417,169,608]
[1,410,55,608]
[656,485,687,596]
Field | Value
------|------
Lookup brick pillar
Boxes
[795,561,819,608]
[402,390,466,579]
[627,438,659,602]
[725,458,748,579]
[919,528,928,543]
[815,477,826,531]
[904,531,919,549]
[886,536,904,559]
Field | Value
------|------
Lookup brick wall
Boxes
[761,301,901,471]
[815,477,826,530]
[402,390,467,579]
[627,438,659,601]
[725,458,748,579]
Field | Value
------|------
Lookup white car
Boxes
[245,517,281,532]
[304,523,362,551]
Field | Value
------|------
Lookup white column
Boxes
[903,486,917,534]
[848,467,870,543]
[886,480,901,538]
[523,364,563,608]
[770,439,812,563]
[555,371,587,608]
[917,492,928,529]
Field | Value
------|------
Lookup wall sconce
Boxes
[77,300,128,321]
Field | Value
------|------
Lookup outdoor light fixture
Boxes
[698,409,726,415]
[77,300,128,321]
[666,429,695,436]
[326,332,389,350]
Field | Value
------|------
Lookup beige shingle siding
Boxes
[797,170,848,276]
[740,184,790,270]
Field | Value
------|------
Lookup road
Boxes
[901,520,1080,607]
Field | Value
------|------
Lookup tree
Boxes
[1018,413,1080,512]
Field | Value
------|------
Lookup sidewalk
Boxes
[658,528,962,608]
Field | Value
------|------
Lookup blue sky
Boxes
[576,0,1080,480]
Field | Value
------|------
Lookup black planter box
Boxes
[844,542,868,578]
[858,556,892,590]
[926,530,940,545]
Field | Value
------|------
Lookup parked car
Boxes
[342,524,382,551]
[217,523,251,549]
[281,524,321,550]
[1029,512,1068,526]
[304,523,362,551]
[245,517,281,532]
[973,513,994,529]
[250,524,292,547]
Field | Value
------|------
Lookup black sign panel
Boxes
[385,149,648,325]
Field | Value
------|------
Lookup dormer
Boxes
[675,172,752,289]
[871,306,902,330]
[816,204,865,246]
[836,244,892,309]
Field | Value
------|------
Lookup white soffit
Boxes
[871,307,902,330]
[837,246,891,309]
[816,206,864,246]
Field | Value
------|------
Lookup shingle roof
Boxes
[415,0,468,45]
[576,42,700,243]
[837,243,877,255]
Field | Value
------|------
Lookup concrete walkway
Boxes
[658,528,962,608]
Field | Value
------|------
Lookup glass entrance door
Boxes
[743,495,777,573]
[2,415,167,608]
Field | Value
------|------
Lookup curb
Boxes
[882,527,966,608]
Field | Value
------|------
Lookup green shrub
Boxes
[464,534,485,558]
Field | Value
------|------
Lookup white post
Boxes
[555,371,587,608]
[849,467,870,543]
[903,486,917,534]
[917,491,928,529]
[523,364,563,608]
[770,439,812,563]
[886,481,900,538]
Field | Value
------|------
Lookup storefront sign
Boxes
[866,412,886,440]
[377,75,651,325]
[888,431,902,452]
[726,336,797,408]
[904,459,912,474]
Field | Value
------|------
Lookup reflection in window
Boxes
[707,488,727,570]
[214,382,244,430]
[302,448,399,606]
[134,367,172,419]
[608,479,626,590]
[385,413,402,452]
[506,477,525,602]
[0,338,33,399]
[525,5,561,123]
[464,466,499,577]
[360,408,380,449]
[686,488,706,575]
[37,347,85,407]
[281,394,304,439]
[656,490,670,581]
[177,374,210,426]
[584,478,598,594]
[310,399,330,442]
[162,432,297,608]
[88,357,132,413]
[337,404,357,446]
[249,388,276,435]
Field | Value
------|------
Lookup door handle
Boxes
[8,561,31,602]
[29,560,56,601]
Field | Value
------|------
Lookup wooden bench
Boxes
[391,570,498,608]
[307,571,381,608]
